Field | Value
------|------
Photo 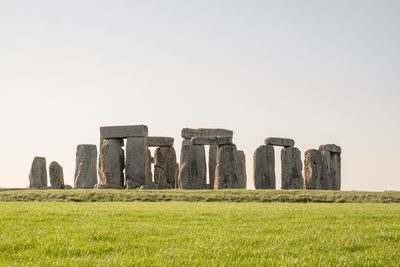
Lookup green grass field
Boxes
[0,202,399,266]
[1,189,400,203]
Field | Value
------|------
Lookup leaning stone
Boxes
[94,184,123,189]
[191,136,232,145]
[237,150,247,189]
[319,144,342,154]
[29,157,47,189]
[74,144,98,189]
[154,147,178,189]
[100,125,148,139]
[177,141,207,189]
[304,149,327,190]
[215,144,241,189]
[264,137,295,147]
[208,145,218,189]
[125,137,151,189]
[320,149,341,190]
[253,145,275,189]
[281,147,303,189]
[49,161,64,189]
[181,128,233,139]
[147,137,174,147]
[98,139,125,187]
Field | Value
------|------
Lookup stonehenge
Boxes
[27,124,342,191]
[49,161,64,189]
[29,157,47,189]
[74,144,98,189]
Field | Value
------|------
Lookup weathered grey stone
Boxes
[154,147,178,189]
[94,184,123,189]
[177,141,207,189]
[49,161,64,189]
[125,137,151,189]
[319,144,342,154]
[29,157,47,189]
[147,137,174,147]
[320,147,341,190]
[253,145,275,189]
[304,149,327,190]
[208,144,218,189]
[264,137,295,147]
[100,125,148,139]
[139,182,160,190]
[181,128,233,139]
[237,150,247,189]
[74,145,98,189]
[191,136,232,145]
[215,144,241,189]
[64,185,73,189]
[146,148,153,185]
[98,139,124,187]
[281,147,303,189]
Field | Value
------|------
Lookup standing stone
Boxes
[146,148,153,186]
[154,147,178,189]
[208,144,218,189]
[98,139,124,188]
[253,145,275,189]
[29,157,47,189]
[49,161,64,189]
[319,144,341,190]
[215,144,241,189]
[74,144,98,189]
[237,150,247,189]
[177,140,207,189]
[125,137,151,189]
[304,149,327,190]
[281,147,303,189]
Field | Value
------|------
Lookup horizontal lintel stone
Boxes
[100,125,148,139]
[181,128,233,139]
[147,137,174,147]
[191,136,232,145]
[264,137,295,147]
[319,144,342,154]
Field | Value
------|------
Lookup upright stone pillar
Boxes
[29,157,47,189]
[98,139,125,188]
[281,147,303,189]
[304,149,326,190]
[74,145,98,189]
[49,161,64,189]
[177,140,207,189]
[237,150,247,189]
[253,145,275,189]
[215,144,241,189]
[154,147,178,189]
[319,144,342,190]
[125,137,150,189]
[208,144,218,189]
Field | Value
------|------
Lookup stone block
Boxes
[147,137,174,147]
[29,157,47,189]
[98,139,125,187]
[253,145,275,189]
[319,144,342,154]
[304,149,327,190]
[264,137,295,147]
[191,136,232,145]
[237,150,247,189]
[215,144,241,189]
[125,137,150,189]
[181,128,233,139]
[177,141,207,189]
[94,184,123,189]
[100,125,148,139]
[208,145,218,189]
[74,144,98,189]
[49,161,64,189]
[320,149,341,190]
[154,147,178,189]
[281,147,303,189]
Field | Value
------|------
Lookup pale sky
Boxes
[1,0,399,190]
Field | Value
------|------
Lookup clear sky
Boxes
[1,0,399,190]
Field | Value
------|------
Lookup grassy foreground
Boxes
[0,189,400,203]
[0,202,399,266]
